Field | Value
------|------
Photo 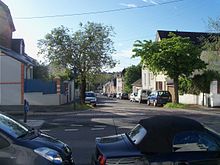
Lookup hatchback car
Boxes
[147,90,172,106]
[0,113,74,165]
[129,92,137,102]
[85,91,97,106]
[91,115,220,165]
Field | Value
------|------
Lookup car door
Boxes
[172,131,220,164]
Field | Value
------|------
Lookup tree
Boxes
[192,70,220,106]
[33,61,49,80]
[124,65,142,93]
[38,22,116,103]
[133,33,206,103]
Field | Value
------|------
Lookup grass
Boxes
[71,103,94,110]
[164,102,187,109]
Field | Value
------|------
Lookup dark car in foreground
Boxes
[91,115,220,165]
[0,113,74,165]
[147,90,172,106]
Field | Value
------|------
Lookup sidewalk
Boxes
[0,104,85,128]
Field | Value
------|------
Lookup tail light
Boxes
[98,155,106,165]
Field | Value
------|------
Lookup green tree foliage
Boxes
[124,65,141,93]
[133,33,206,103]
[38,22,116,103]
[33,61,49,80]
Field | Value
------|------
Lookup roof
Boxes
[131,79,142,87]
[157,30,220,45]
[137,115,205,153]
[0,1,15,32]
[0,45,35,66]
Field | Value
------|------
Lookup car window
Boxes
[173,131,220,152]
[0,114,29,138]
[158,91,170,97]
[85,92,95,97]
[127,124,147,145]
[0,135,10,149]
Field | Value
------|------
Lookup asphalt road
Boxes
[24,96,220,165]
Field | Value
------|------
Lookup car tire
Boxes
[153,100,157,107]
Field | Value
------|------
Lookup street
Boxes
[25,96,220,165]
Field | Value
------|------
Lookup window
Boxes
[156,82,163,90]
[173,131,220,152]
[0,135,10,149]
[218,81,220,94]
[127,124,147,145]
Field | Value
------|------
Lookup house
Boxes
[0,1,35,105]
[142,30,220,106]
[131,78,142,93]
[116,69,126,94]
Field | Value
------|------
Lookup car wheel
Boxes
[147,100,150,106]
[153,100,157,107]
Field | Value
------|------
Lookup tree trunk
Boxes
[173,76,179,104]
[80,76,86,104]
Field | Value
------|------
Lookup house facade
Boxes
[0,1,34,105]
[142,30,220,106]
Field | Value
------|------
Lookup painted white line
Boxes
[64,129,79,132]
[41,129,51,132]
[91,128,105,131]
[70,124,83,127]
[94,125,106,128]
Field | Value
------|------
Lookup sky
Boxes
[2,0,220,72]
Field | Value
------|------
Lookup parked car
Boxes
[116,93,121,99]
[135,89,151,103]
[0,113,74,165]
[91,115,220,165]
[129,92,137,102]
[147,90,172,106]
[119,93,129,100]
[85,91,97,106]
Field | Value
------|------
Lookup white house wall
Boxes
[0,53,22,105]
[142,68,155,90]
[116,77,122,93]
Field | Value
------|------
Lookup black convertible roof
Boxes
[137,115,205,153]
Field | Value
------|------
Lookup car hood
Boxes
[20,132,71,157]
[96,134,142,158]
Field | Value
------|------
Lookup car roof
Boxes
[137,115,205,153]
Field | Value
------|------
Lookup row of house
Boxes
[103,30,220,107]
[0,0,78,105]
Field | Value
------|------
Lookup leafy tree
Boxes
[192,70,220,105]
[38,22,116,103]
[124,65,142,93]
[33,61,49,80]
[133,33,206,103]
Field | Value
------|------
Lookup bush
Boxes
[164,103,187,109]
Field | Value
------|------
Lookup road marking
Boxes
[70,124,83,127]
[91,128,105,131]
[41,129,51,132]
[64,129,79,132]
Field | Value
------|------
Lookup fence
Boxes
[24,79,57,94]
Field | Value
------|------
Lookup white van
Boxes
[135,89,151,103]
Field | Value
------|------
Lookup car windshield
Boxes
[158,91,170,97]
[127,124,147,145]
[0,114,29,138]
[85,92,95,97]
